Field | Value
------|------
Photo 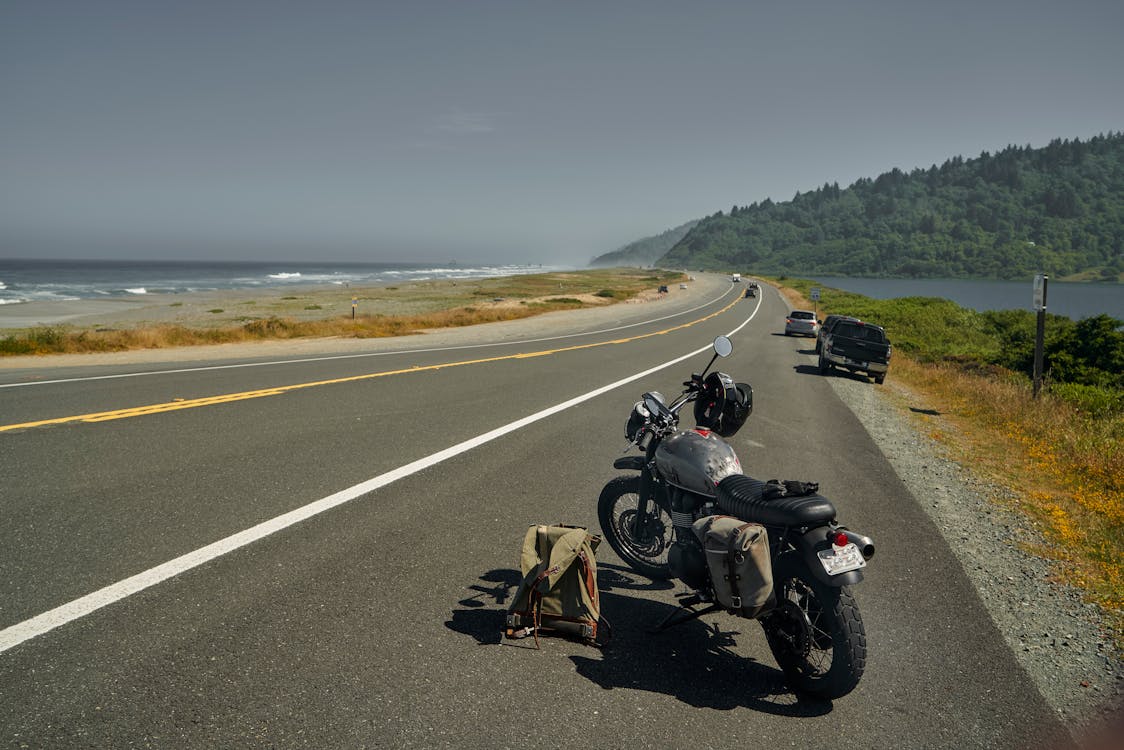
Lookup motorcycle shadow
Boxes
[444,568,832,716]
[575,589,832,716]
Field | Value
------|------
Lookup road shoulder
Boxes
[825,371,1123,735]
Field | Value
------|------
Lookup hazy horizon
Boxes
[3,1,1122,266]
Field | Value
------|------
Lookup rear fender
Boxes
[787,526,865,587]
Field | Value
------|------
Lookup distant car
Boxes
[679,283,687,289]
[784,310,820,337]
[816,314,860,353]
[658,285,669,293]
[744,287,756,298]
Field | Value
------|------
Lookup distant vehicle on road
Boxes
[731,273,741,282]
[679,283,687,289]
[784,310,820,337]
[658,285,669,294]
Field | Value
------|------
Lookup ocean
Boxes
[0,259,566,306]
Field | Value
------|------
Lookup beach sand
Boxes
[0,273,728,368]
[0,284,394,331]
[0,272,687,332]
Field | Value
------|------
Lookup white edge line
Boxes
[0,287,736,388]
[0,299,760,654]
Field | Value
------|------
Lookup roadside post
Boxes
[810,287,821,317]
[1032,274,1048,398]
[352,296,358,320]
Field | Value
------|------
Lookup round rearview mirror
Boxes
[713,335,733,358]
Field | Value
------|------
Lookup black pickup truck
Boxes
[818,320,891,384]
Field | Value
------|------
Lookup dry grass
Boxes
[893,358,1124,631]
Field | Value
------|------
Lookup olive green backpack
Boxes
[504,525,609,647]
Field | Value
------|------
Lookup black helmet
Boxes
[721,381,753,436]
[694,372,752,437]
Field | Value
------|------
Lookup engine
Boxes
[666,487,712,590]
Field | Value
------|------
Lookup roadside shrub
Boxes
[1049,382,1124,417]
[594,289,619,298]
[0,335,36,354]
[242,317,298,337]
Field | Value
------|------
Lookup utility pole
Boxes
[1032,274,1047,398]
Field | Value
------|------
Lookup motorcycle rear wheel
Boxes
[761,552,866,699]
[597,475,673,579]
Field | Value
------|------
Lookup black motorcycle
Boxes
[597,336,874,699]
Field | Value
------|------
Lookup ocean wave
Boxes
[0,298,27,305]
[125,287,147,295]
[268,272,302,279]
[0,280,7,290]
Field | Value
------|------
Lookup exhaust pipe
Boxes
[842,530,876,560]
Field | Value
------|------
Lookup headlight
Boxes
[625,401,650,442]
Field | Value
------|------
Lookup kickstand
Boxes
[648,598,723,634]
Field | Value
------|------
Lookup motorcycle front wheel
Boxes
[597,475,673,580]
[761,552,866,699]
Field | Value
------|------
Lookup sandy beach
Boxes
[0,272,728,368]
[0,283,416,331]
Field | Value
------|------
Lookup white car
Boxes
[784,310,820,337]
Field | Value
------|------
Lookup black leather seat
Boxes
[716,475,836,526]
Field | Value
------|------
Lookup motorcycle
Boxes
[597,335,875,699]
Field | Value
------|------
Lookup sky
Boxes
[2,1,1122,267]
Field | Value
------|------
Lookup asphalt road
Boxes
[0,280,1074,749]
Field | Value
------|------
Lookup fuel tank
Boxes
[654,429,742,498]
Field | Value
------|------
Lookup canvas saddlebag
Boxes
[692,515,775,618]
[504,525,607,647]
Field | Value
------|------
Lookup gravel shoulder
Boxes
[824,371,1123,738]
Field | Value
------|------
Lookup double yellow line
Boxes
[2,294,743,433]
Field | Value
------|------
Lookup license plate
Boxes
[847,358,868,368]
[817,543,866,575]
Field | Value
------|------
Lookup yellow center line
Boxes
[1,294,743,433]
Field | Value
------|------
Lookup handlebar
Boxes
[628,336,736,447]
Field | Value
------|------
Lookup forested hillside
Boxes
[590,220,698,267]
[660,133,1124,280]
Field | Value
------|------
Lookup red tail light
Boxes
[831,531,849,547]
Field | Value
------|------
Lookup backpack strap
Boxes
[576,546,612,646]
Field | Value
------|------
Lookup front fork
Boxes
[611,453,665,540]
[633,464,665,539]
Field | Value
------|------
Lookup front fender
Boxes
[613,456,646,471]
[787,527,865,587]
